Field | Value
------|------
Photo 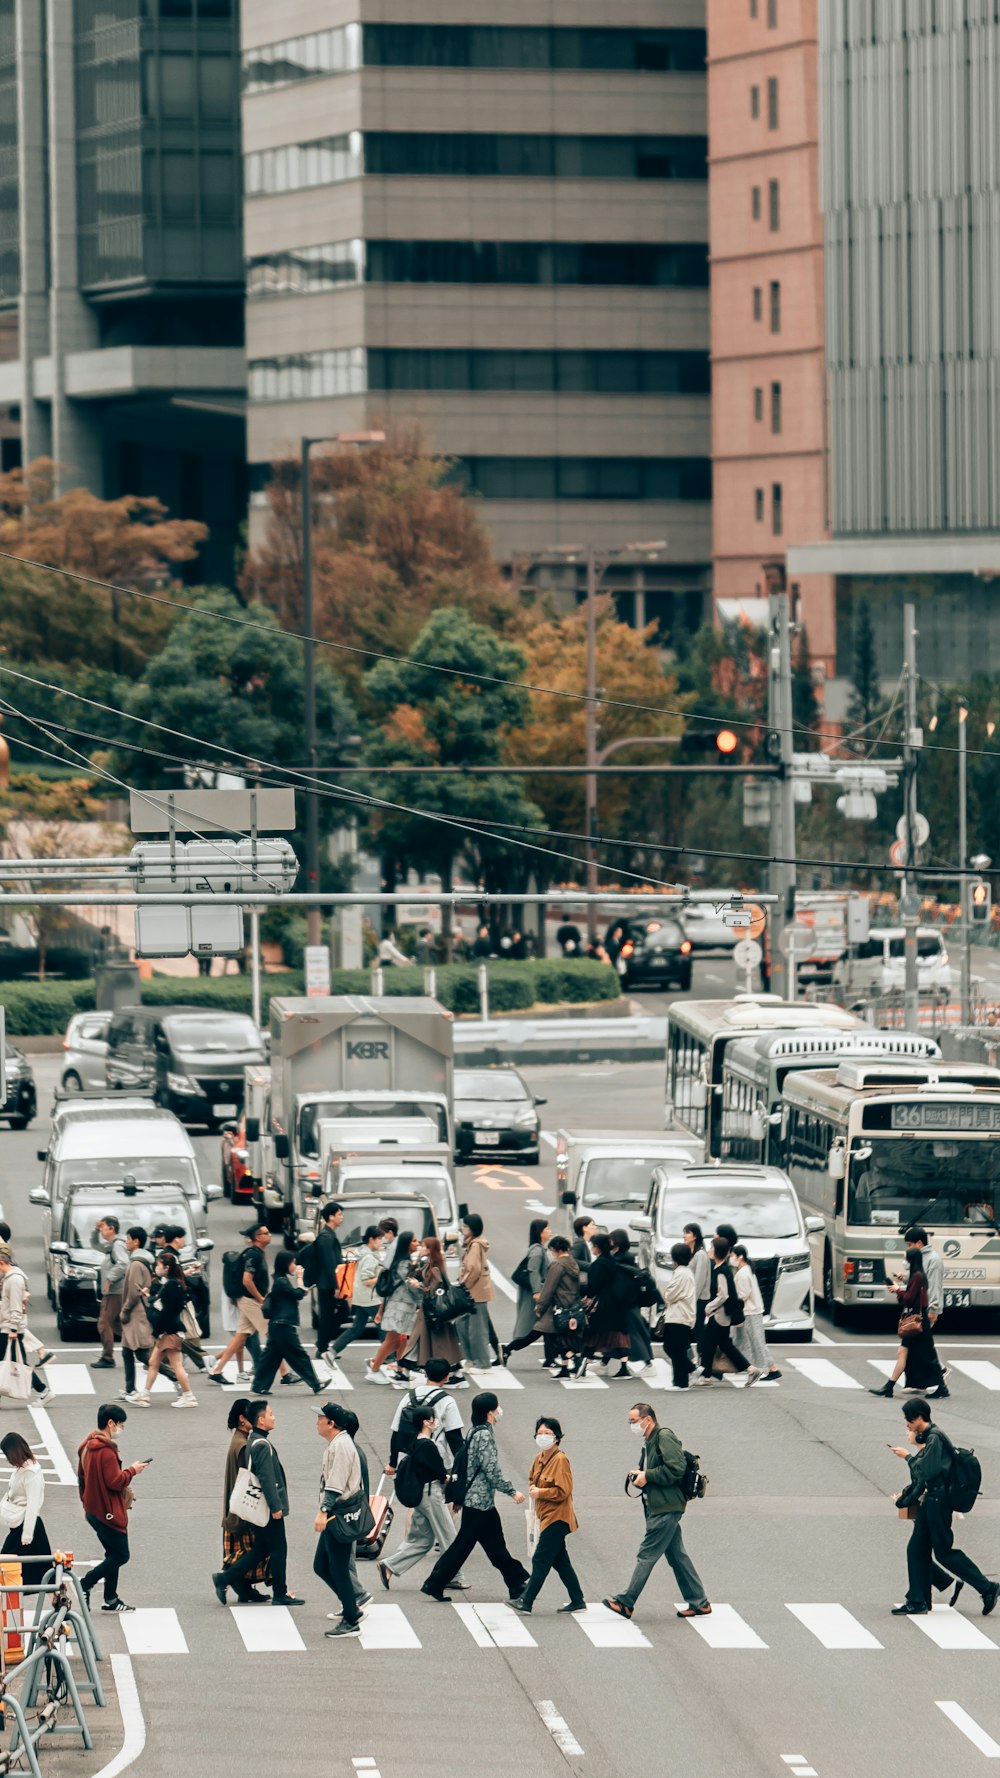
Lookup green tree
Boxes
[363,609,544,946]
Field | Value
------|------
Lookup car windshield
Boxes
[332,1201,435,1247]
[848,1138,1000,1229]
[339,1173,452,1221]
[299,1099,448,1157]
[640,922,684,947]
[581,1156,662,1209]
[165,1016,263,1053]
[67,1201,195,1251]
[57,1157,198,1196]
[657,1186,801,1239]
[456,1072,527,1104]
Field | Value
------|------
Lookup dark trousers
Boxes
[85,1515,130,1603]
[332,1307,369,1358]
[625,1309,653,1365]
[521,1521,584,1609]
[254,1326,321,1394]
[122,1346,150,1395]
[224,1516,287,1598]
[661,1323,695,1388]
[313,1526,360,1623]
[425,1506,529,1598]
[905,1497,991,1607]
[698,1319,749,1376]
[316,1292,345,1357]
[507,1329,556,1363]
[97,1292,122,1360]
[2,1519,51,1569]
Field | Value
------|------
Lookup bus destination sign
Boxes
[892,1102,1000,1133]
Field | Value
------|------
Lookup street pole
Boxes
[902,602,920,1029]
[301,437,321,947]
[584,544,599,941]
[959,700,971,1023]
[767,588,797,1000]
[249,908,262,1030]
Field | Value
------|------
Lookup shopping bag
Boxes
[0,1344,32,1403]
[222,1294,238,1334]
[228,1447,270,1528]
[525,1507,540,1558]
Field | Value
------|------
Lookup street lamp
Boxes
[301,429,385,945]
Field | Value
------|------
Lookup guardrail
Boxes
[0,1557,103,1777]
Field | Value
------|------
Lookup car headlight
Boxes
[780,1252,810,1272]
[167,1072,195,1094]
[62,1262,97,1281]
[654,1248,672,1267]
[512,1107,537,1127]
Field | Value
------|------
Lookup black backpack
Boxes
[723,1265,744,1326]
[297,1241,319,1289]
[393,1450,426,1509]
[633,1266,662,1310]
[396,1389,445,1457]
[949,1445,982,1514]
[612,1262,641,1309]
[375,1264,399,1301]
[445,1428,484,1508]
[222,1250,246,1303]
[511,1254,533,1293]
[681,1449,709,1501]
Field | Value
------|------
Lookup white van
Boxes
[832,927,952,996]
[635,1162,818,1340]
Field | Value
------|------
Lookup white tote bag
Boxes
[525,1506,540,1558]
[228,1439,270,1528]
[0,1339,32,1403]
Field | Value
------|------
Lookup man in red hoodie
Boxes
[77,1403,148,1614]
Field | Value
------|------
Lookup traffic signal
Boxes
[969,879,992,924]
[679,725,741,763]
[715,729,739,757]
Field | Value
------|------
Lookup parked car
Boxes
[454,1067,544,1164]
[679,900,741,954]
[48,1182,212,1340]
[60,1012,111,1092]
[1,1045,36,1129]
[105,1006,266,1127]
[606,917,693,991]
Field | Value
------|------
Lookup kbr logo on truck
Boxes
[347,1040,390,1061]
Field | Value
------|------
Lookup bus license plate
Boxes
[944,1288,971,1310]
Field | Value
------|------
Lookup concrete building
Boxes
[0,0,246,583]
[707,0,835,668]
[241,2,713,641]
[789,0,1000,697]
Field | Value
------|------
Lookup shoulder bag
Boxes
[324,1486,376,1545]
[898,1310,924,1338]
[228,1437,270,1529]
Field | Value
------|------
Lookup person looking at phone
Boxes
[889,1398,998,1617]
[77,1403,149,1615]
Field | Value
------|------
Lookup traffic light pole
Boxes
[767,590,797,1001]
[959,700,971,1024]
[903,604,920,1031]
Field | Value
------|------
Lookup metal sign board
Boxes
[305,945,332,998]
[129,788,296,834]
[892,1102,1000,1133]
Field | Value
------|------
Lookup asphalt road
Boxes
[6,971,1000,1778]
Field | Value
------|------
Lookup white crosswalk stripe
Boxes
[908,1604,999,1651]
[678,1604,767,1649]
[358,1604,422,1649]
[120,1609,189,1655]
[229,1604,306,1652]
[787,1603,883,1650]
[948,1360,1000,1391]
[452,1602,536,1648]
[572,1604,651,1648]
[787,1358,864,1389]
[467,1368,523,1391]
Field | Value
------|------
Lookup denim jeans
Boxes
[619,1510,707,1610]
[457,1303,491,1368]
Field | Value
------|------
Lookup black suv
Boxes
[1,1044,36,1129]
[606,917,693,991]
[49,1183,212,1340]
[105,1006,266,1128]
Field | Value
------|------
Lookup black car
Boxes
[454,1067,545,1164]
[1,1044,36,1129]
[606,917,693,991]
[49,1182,213,1340]
[105,1005,266,1128]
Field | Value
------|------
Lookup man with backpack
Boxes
[206,1226,272,1387]
[889,1398,999,1617]
[377,1400,468,1593]
[311,1204,345,1363]
[603,1402,712,1622]
[691,1236,756,1387]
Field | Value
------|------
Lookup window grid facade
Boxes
[245,133,707,195]
[248,345,712,399]
[246,237,710,296]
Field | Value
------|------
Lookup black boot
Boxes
[868,1381,894,1398]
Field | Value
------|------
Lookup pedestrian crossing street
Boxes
[108,1597,1000,1658]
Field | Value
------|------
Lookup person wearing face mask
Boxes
[511,1417,585,1616]
[603,1403,711,1622]
[420,1392,528,1603]
[133,1251,197,1407]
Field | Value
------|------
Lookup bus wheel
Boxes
[823,1249,845,1327]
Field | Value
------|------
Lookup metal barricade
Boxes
[0,1559,100,1775]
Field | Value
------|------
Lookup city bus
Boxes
[664,996,863,1155]
[719,1029,941,1165]
[782,1060,1000,1321]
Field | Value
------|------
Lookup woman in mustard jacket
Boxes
[511,1416,586,1616]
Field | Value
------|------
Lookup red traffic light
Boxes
[715,729,739,755]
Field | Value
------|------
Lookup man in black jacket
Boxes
[213,1401,304,1607]
[610,1230,654,1369]
[692,1238,754,1386]
[890,1398,999,1616]
[314,1204,345,1362]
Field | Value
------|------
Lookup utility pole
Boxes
[958,698,971,1023]
[301,437,321,947]
[584,544,599,941]
[767,586,797,1000]
[902,602,920,1029]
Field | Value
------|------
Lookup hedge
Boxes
[0,957,620,1035]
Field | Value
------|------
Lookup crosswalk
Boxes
[108,1596,1000,1659]
[13,1351,1000,1399]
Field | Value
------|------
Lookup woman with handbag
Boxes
[398,1237,463,1381]
[532,1238,582,1379]
[501,1220,550,1368]
[314,1401,368,1638]
[582,1233,631,1380]
[0,1431,49,1571]
[511,1416,585,1616]
[133,1252,197,1408]
[253,1252,323,1396]
[869,1250,933,1400]
[0,1247,51,1404]
[365,1232,421,1385]
[220,1399,271,1603]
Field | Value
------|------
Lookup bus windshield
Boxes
[580,1156,664,1210]
[848,1138,1000,1230]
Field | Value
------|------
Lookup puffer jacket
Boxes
[459,1235,494,1304]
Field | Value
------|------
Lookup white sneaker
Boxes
[364,1366,391,1387]
[745,1368,763,1387]
[171,1394,199,1408]
[690,1376,718,1387]
[132,1394,151,1406]
[35,1386,52,1404]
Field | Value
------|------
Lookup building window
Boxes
[750,84,760,119]
[771,381,782,433]
[366,347,712,394]
[768,179,780,230]
[752,185,761,220]
[458,457,713,500]
[247,345,367,402]
[753,387,763,421]
[246,133,708,194]
[753,285,763,321]
[245,133,364,196]
[243,25,709,87]
[768,76,779,128]
[246,238,711,292]
[772,482,783,535]
[769,279,781,331]
[755,488,765,522]
[767,0,778,24]
[750,0,758,15]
